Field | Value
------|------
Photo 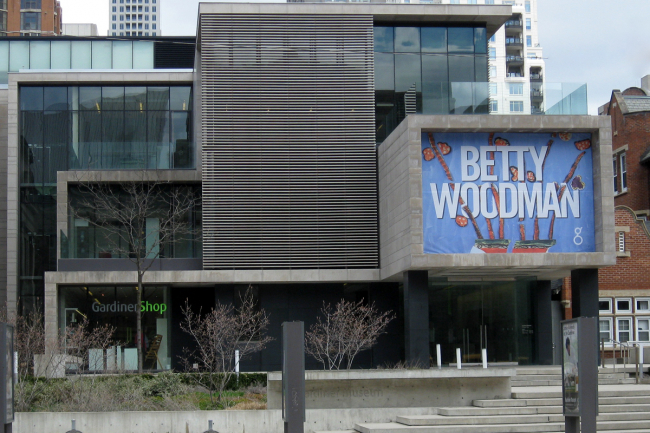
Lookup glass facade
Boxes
[374,25,489,142]
[428,278,537,365]
[59,285,171,370]
[18,85,194,311]
[0,39,155,84]
[65,185,202,259]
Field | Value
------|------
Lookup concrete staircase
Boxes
[315,367,650,433]
[512,365,638,387]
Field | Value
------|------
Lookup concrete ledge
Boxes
[268,368,514,410]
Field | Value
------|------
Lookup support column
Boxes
[403,271,429,367]
[570,268,600,363]
[535,280,554,365]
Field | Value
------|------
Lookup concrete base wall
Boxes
[15,407,440,433]
[267,369,513,409]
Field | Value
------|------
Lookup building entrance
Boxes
[429,278,536,365]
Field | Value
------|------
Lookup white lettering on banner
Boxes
[479,146,497,182]
[430,182,580,220]
[461,147,480,181]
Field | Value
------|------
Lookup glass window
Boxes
[509,101,523,112]
[613,157,618,194]
[152,5,156,11]
[112,41,132,69]
[475,56,488,81]
[79,87,102,111]
[132,41,154,68]
[92,41,112,69]
[112,6,116,12]
[120,15,124,21]
[145,15,148,21]
[102,87,125,110]
[374,53,394,91]
[145,23,148,29]
[618,231,625,252]
[9,40,30,71]
[120,23,124,29]
[489,100,497,112]
[20,87,43,111]
[526,18,531,30]
[395,27,419,52]
[43,87,68,110]
[599,298,612,313]
[448,55,473,82]
[395,54,421,92]
[485,0,494,3]
[617,318,631,343]
[526,36,532,47]
[599,318,612,343]
[448,27,474,53]
[488,47,496,59]
[473,28,486,53]
[489,35,495,43]
[152,16,156,21]
[422,54,449,114]
[636,298,650,313]
[467,0,477,3]
[112,24,116,30]
[637,318,650,342]
[509,83,523,95]
[616,298,632,313]
[29,40,50,69]
[20,0,40,8]
[421,27,446,53]
[620,153,627,191]
[144,6,148,11]
[170,87,191,111]
[120,6,124,11]
[489,65,496,76]
[525,1,531,12]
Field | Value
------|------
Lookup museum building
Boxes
[0,2,615,371]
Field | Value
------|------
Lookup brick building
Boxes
[2,0,61,37]
[567,75,650,348]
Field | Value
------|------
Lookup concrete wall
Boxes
[378,115,617,281]
[14,407,442,433]
[0,89,7,308]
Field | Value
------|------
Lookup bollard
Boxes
[482,348,487,369]
[436,344,442,369]
[456,348,461,369]
[65,419,83,433]
[202,420,219,433]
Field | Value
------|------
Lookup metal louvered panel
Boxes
[200,13,378,269]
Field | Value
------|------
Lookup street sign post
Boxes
[282,322,305,433]
[0,323,14,433]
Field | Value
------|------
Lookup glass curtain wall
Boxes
[59,285,171,371]
[374,25,488,143]
[18,85,193,312]
[428,278,536,365]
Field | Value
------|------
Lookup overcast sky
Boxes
[61,0,650,115]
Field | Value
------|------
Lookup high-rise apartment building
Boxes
[109,0,160,37]
[1,0,62,36]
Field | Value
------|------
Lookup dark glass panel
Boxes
[20,111,43,185]
[395,27,420,53]
[20,87,43,111]
[148,111,170,143]
[422,54,449,114]
[124,111,147,168]
[44,87,69,111]
[170,87,191,111]
[374,53,395,91]
[474,82,489,114]
[448,54,474,82]
[450,82,475,114]
[19,279,44,316]
[147,86,169,110]
[474,55,488,82]
[395,54,421,92]
[172,111,192,168]
[78,111,101,169]
[374,26,393,52]
[79,87,102,111]
[421,27,447,53]
[474,28,487,54]
[125,86,147,110]
[102,86,125,111]
[448,27,474,53]
[43,111,69,183]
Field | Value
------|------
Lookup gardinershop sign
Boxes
[92,301,168,314]
[421,132,595,254]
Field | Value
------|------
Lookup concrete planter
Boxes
[267,368,515,409]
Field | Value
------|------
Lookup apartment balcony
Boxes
[530,89,543,102]
[506,72,524,78]
[506,55,524,67]
[530,73,543,82]
[505,37,523,46]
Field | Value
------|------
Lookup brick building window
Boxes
[620,152,627,192]
[637,318,650,342]
[599,318,612,343]
[636,298,650,313]
[599,298,612,313]
[613,157,618,194]
[617,317,632,342]
[616,298,632,314]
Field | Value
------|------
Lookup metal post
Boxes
[202,419,218,433]
[456,348,461,369]
[482,348,487,369]
[282,322,305,433]
[436,344,441,369]
[66,419,82,433]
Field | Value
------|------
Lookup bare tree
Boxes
[305,299,395,370]
[70,171,200,373]
[1,306,114,411]
[180,288,272,405]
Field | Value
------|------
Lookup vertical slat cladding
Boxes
[201,13,378,269]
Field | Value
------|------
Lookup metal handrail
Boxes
[600,338,633,371]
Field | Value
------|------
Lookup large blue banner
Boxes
[422,132,595,254]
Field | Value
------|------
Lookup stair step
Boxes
[395,414,563,426]
[600,404,650,413]
[511,380,563,386]
[511,389,650,399]
[354,422,565,433]
[598,412,650,421]
[512,374,561,381]
[438,406,562,416]
[515,367,561,375]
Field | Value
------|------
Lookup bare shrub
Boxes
[305,299,395,370]
[180,287,272,404]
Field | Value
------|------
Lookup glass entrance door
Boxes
[428,278,535,365]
